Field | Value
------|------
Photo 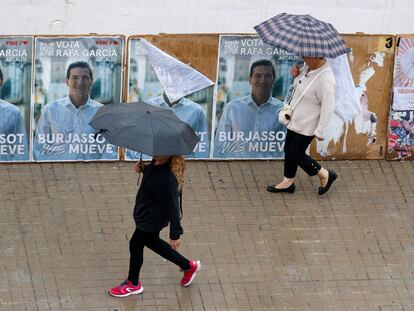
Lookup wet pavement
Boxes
[1,160,414,311]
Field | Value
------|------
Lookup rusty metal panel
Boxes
[311,34,395,160]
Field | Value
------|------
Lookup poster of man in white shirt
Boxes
[213,35,301,159]
[0,37,32,162]
[125,38,212,160]
[32,36,123,161]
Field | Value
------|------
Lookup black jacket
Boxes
[133,162,183,240]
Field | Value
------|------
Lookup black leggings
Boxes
[284,129,321,178]
[128,228,191,285]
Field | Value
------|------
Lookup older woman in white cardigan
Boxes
[267,57,337,195]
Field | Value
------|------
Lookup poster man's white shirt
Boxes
[214,95,285,159]
[0,99,28,161]
[34,96,117,161]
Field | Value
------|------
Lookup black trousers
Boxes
[128,228,191,285]
[284,129,321,178]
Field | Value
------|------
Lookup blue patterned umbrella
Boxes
[254,13,351,58]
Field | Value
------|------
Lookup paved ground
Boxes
[1,160,414,311]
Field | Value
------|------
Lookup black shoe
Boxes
[267,183,295,193]
[318,170,337,195]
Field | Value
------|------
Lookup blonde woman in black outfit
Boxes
[109,155,201,297]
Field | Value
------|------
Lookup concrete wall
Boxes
[2,0,414,35]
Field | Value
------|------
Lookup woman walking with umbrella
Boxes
[255,13,350,194]
[108,155,201,297]
[266,56,337,194]
[89,101,202,297]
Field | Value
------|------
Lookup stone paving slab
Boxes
[1,160,414,311]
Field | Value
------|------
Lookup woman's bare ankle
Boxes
[276,178,294,189]
[318,168,329,186]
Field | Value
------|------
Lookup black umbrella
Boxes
[89,101,199,156]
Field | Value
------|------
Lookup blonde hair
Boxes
[169,155,185,191]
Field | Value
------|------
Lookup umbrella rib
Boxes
[155,114,192,145]
[147,113,155,155]
[153,114,185,135]
[309,25,330,57]
[147,114,187,156]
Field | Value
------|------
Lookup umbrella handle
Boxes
[137,172,142,186]
[136,153,143,187]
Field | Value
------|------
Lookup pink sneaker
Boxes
[181,260,201,287]
[108,280,144,297]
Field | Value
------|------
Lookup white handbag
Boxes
[278,104,294,126]
[278,67,331,126]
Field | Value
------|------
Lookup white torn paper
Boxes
[141,39,214,103]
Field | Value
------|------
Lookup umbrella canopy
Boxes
[254,13,351,58]
[89,101,199,156]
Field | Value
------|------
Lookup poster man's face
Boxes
[249,65,275,97]
[66,67,93,98]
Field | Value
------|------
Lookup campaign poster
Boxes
[32,36,124,161]
[388,110,414,160]
[0,37,32,162]
[212,35,301,159]
[125,38,213,160]
[387,37,414,160]
[392,37,414,111]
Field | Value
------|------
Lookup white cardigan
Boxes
[287,62,336,139]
